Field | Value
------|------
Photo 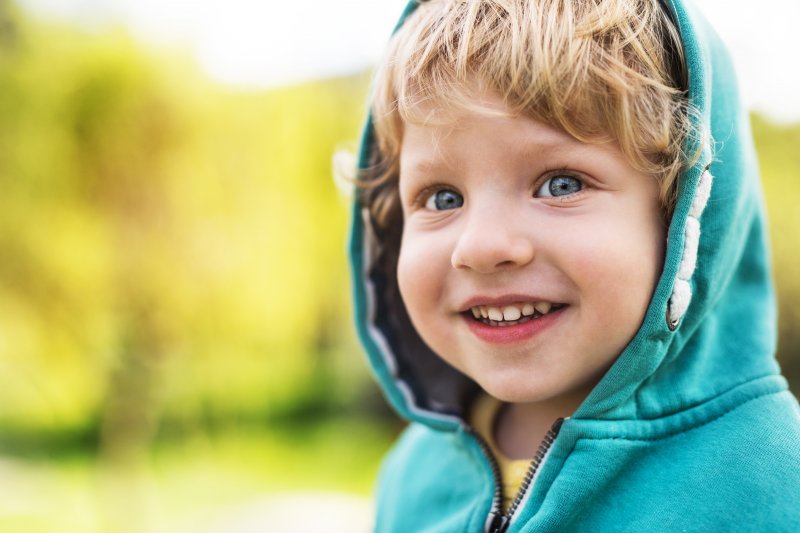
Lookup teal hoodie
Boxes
[349,1,800,531]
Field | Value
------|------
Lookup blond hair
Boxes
[359,0,700,229]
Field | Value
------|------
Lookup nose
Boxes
[451,204,535,273]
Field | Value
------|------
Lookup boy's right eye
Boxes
[424,189,464,211]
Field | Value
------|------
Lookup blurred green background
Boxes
[0,3,797,532]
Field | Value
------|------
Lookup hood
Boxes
[349,0,780,430]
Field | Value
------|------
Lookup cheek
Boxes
[396,253,415,311]
[397,231,441,315]
[562,210,665,323]
[396,237,414,308]
[396,231,458,351]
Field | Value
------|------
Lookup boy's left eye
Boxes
[535,174,584,198]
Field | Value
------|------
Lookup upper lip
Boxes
[458,294,564,312]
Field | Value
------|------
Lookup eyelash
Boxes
[412,183,454,208]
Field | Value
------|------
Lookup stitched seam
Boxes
[578,389,783,443]
[636,371,782,421]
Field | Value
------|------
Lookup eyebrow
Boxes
[401,156,456,177]
[519,136,612,166]
[516,130,586,158]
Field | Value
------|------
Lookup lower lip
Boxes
[464,306,567,344]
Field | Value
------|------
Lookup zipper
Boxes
[469,417,565,533]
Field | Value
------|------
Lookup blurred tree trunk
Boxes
[66,54,180,530]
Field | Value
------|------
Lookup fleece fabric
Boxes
[348,0,800,531]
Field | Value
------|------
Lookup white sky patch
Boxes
[18,0,409,86]
[690,0,800,123]
[15,0,800,122]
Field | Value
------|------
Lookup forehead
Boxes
[399,106,605,176]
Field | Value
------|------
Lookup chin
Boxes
[478,372,597,409]
[479,380,552,404]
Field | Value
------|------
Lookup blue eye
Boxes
[536,175,583,198]
[425,189,464,210]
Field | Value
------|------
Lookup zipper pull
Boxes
[487,511,510,533]
[550,417,565,433]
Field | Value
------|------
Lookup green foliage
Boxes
[0,420,395,532]
[752,115,800,389]
[0,6,375,447]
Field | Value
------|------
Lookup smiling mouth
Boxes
[466,301,566,327]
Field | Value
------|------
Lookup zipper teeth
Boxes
[468,428,504,517]
[503,418,564,521]
[470,417,565,533]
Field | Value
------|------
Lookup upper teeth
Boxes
[470,302,554,321]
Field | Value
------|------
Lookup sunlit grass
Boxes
[0,418,396,533]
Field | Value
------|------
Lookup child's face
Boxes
[396,93,665,407]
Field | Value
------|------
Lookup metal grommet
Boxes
[666,305,680,331]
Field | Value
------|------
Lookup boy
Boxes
[349,1,800,531]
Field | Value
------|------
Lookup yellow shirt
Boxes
[470,394,533,513]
